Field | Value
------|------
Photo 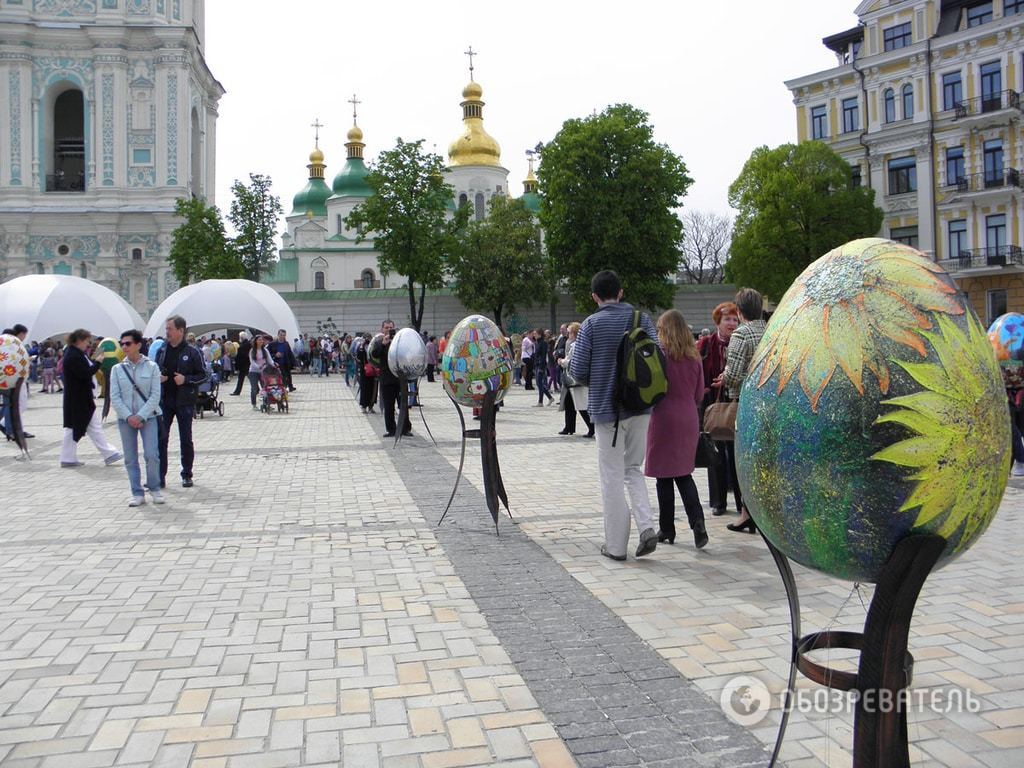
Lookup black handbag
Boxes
[694,431,722,469]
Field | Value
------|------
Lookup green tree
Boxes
[346,138,469,331]
[168,197,244,285]
[228,173,283,283]
[726,141,884,301]
[449,196,544,330]
[537,104,692,312]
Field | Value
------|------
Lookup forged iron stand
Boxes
[765,532,946,768]
[394,375,437,448]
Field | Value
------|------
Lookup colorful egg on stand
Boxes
[0,334,30,391]
[440,315,513,408]
[988,313,1024,388]
[736,238,1008,583]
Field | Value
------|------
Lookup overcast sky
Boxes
[204,2,858,227]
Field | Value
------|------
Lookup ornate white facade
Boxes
[0,0,223,318]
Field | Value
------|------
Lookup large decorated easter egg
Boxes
[988,313,1024,388]
[95,337,123,387]
[388,328,427,378]
[0,334,30,391]
[367,333,386,367]
[737,238,1008,583]
[441,315,513,408]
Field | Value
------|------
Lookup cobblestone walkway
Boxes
[1,377,1021,767]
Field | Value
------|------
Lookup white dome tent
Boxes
[0,274,146,341]
[144,279,301,341]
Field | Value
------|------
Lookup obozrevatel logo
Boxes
[720,675,771,726]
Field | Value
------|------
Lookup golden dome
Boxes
[448,80,502,168]
[309,147,325,164]
[347,125,364,142]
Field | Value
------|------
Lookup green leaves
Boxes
[537,104,692,312]
[228,173,283,283]
[169,197,243,285]
[725,142,884,301]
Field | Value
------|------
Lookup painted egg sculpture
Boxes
[0,334,30,391]
[388,328,427,378]
[95,337,124,388]
[441,315,513,408]
[988,313,1024,388]
[367,333,386,367]
[736,238,1008,583]
[210,341,221,361]
[148,337,165,361]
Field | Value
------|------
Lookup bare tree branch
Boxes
[679,210,732,284]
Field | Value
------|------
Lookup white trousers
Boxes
[60,409,119,464]
[595,414,654,558]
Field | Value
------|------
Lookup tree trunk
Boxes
[549,298,557,333]
[408,283,418,331]
[493,305,503,333]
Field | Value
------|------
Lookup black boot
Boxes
[693,520,708,549]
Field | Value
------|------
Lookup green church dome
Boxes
[291,178,331,217]
[330,158,372,199]
[521,191,541,213]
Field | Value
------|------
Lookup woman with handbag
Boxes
[644,310,707,549]
[356,333,377,413]
[715,288,767,534]
[697,302,741,518]
[557,322,594,436]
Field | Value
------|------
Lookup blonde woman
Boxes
[644,310,707,549]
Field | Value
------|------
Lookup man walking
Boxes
[521,331,535,390]
[110,329,164,506]
[569,270,660,561]
[270,329,297,392]
[377,319,412,438]
[230,332,251,396]
[156,315,206,488]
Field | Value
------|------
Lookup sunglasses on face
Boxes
[120,341,136,347]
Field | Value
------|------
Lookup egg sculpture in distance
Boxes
[0,334,30,391]
[736,238,1009,583]
[989,313,1024,388]
[367,333,386,368]
[441,315,513,408]
[388,328,427,379]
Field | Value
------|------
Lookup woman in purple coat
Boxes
[644,310,708,549]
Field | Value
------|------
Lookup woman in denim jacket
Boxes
[110,329,164,507]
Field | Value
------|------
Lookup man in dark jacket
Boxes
[59,328,122,468]
[156,315,207,487]
[377,319,412,438]
[269,329,297,392]
[230,333,252,396]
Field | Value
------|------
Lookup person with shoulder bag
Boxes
[110,329,163,506]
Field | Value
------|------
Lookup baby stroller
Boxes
[194,361,224,418]
[260,368,289,413]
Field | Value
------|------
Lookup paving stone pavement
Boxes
[1,376,1022,767]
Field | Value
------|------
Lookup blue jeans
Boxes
[118,417,160,497]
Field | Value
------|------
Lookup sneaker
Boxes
[181,478,194,488]
[60,461,85,468]
[1013,462,1024,477]
[150,491,165,504]
[600,544,627,562]
[128,496,145,507]
[104,452,123,466]
[635,527,658,558]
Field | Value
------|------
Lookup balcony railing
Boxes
[44,174,85,192]
[953,89,1022,119]
[949,168,1021,193]
[939,245,1023,272]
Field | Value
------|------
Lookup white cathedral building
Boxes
[265,75,541,298]
[0,0,223,316]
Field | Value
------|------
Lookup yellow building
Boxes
[786,0,1024,324]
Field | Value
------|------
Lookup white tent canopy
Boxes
[0,274,146,341]
[144,279,300,341]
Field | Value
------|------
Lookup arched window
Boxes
[361,269,375,289]
[79,262,88,278]
[883,89,896,123]
[458,193,468,208]
[902,84,914,120]
[48,87,85,192]
[474,192,485,221]
[131,247,143,261]
[314,271,325,290]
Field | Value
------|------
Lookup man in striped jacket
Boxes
[569,270,661,562]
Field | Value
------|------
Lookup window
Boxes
[1007,0,1024,16]
[48,88,85,192]
[131,148,151,165]
[945,146,965,187]
[890,226,919,248]
[474,192,485,221]
[902,84,914,119]
[986,214,1007,251]
[948,219,968,259]
[850,164,862,188]
[980,61,1002,112]
[942,72,962,111]
[842,97,859,133]
[131,247,143,261]
[79,263,87,278]
[811,105,828,139]
[988,289,1008,326]
[458,193,468,208]
[966,2,993,26]
[360,269,374,289]
[883,22,912,51]
[984,139,1004,186]
[314,271,325,290]
[336,214,343,235]
[884,89,896,123]
[888,156,917,194]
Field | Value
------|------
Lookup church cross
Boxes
[348,94,361,125]
[464,46,477,80]
[311,118,324,147]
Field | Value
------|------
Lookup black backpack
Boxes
[612,310,668,445]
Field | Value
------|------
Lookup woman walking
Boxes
[644,310,707,549]
[59,329,122,468]
[248,334,275,409]
[558,322,594,436]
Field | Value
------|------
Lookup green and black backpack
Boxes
[612,310,667,445]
